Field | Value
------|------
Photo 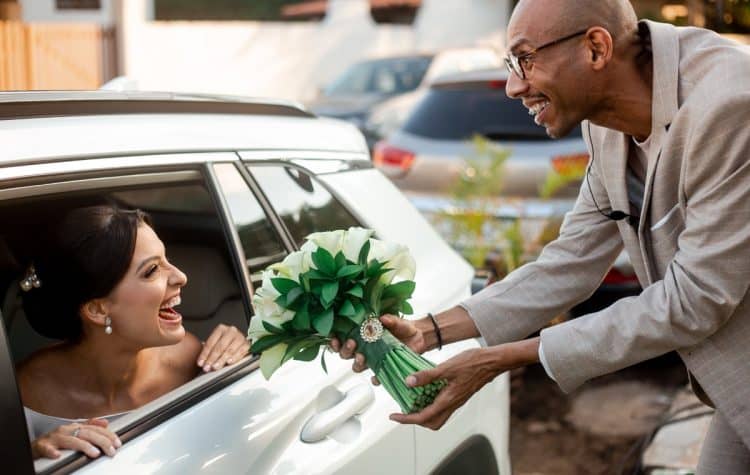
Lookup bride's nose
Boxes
[168,263,188,288]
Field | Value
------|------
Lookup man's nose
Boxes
[505,71,528,98]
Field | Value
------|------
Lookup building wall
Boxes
[122,0,509,102]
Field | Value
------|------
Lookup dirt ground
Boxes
[509,354,689,475]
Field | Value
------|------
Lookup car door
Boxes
[0,153,414,475]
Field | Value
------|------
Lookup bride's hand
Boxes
[31,418,121,460]
[197,324,250,372]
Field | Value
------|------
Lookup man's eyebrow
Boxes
[508,38,532,54]
[136,255,160,273]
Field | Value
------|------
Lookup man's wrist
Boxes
[415,317,439,352]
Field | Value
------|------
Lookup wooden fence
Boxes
[0,21,116,91]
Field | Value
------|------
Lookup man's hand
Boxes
[330,314,426,374]
[390,338,540,430]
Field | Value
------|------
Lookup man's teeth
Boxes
[528,101,550,116]
[160,295,181,310]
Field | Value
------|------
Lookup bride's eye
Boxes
[144,264,159,278]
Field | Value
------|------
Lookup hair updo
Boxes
[21,205,150,341]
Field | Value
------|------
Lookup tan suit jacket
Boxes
[461,20,750,444]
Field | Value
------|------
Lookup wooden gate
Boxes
[0,21,115,90]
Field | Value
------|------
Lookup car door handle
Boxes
[300,384,375,443]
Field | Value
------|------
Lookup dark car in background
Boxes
[372,68,641,314]
[308,48,501,148]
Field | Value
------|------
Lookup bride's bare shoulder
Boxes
[16,344,72,408]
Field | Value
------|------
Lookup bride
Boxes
[14,205,250,460]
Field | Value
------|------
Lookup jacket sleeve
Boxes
[459,122,623,345]
[542,102,750,392]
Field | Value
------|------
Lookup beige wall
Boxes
[121,0,509,102]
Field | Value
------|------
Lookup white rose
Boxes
[341,227,374,262]
[305,230,345,256]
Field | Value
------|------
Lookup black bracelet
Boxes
[427,312,443,351]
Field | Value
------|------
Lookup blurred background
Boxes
[2,1,747,473]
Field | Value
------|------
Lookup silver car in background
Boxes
[373,69,640,314]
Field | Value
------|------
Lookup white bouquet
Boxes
[249,227,445,414]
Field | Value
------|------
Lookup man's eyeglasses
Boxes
[504,29,589,80]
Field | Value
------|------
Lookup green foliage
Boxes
[250,240,416,369]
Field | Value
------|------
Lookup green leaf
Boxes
[312,307,334,335]
[321,351,328,373]
[333,316,356,336]
[286,287,304,306]
[312,247,336,276]
[321,281,339,307]
[346,284,364,298]
[337,264,363,279]
[251,333,289,354]
[292,304,311,331]
[271,277,299,294]
[349,301,368,325]
[401,301,414,315]
[382,280,416,300]
[358,240,371,265]
[338,299,356,317]
[304,269,331,281]
[262,321,285,335]
[294,344,321,362]
[334,251,347,269]
[282,336,316,364]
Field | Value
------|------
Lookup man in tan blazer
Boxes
[334,0,750,471]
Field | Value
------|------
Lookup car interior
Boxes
[0,180,250,365]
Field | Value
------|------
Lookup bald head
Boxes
[510,0,638,46]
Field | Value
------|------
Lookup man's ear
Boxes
[80,299,109,327]
[585,27,613,71]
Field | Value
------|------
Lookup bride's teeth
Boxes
[160,295,181,310]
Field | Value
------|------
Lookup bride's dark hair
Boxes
[21,205,150,340]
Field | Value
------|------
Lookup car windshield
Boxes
[324,56,433,96]
[403,81,582,141]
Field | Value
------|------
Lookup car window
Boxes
[325,56,432,95]
[0,169,263,473]
[246,165,362,248]
[403,82,582,141]
[212,163,289,277]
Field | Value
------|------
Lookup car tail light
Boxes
[551,153,589,175]
[373,141,415,173]
[602,267,639,285]
[488,79,507,89]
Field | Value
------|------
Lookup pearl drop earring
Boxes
[104,316,112,335]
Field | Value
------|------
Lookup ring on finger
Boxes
[71,426,81,438]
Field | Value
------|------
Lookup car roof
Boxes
[430,68,509,86]
[0,91,368,165]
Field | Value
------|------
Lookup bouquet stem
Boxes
[343,325,446,414]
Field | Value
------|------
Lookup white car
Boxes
[0,91,510,475]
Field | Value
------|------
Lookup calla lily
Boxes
[260,342,288,379]
[247,314,271,341]
[305,229,345,255]
[342,227,374,262]
[368,238,416,283]
[270,250,311,282]
[252,285,294,326]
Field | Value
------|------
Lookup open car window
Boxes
[0,165,283,473]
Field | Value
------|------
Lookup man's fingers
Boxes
[329,338,341,352]
[405,367,440,388]
[352,353,368,373]
[339,339,356,359]
[389,390,455,430]
[371,375,380,386]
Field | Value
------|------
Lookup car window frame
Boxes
[0,156,287,474]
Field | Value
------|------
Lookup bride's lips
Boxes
[159,294,183,327]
